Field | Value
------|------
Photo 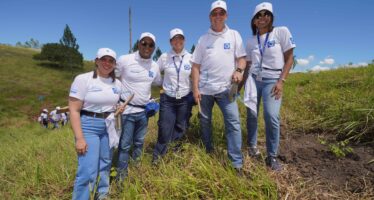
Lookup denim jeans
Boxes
[247,75,282,158]
[72,115,112,200]
[200,90,243,168]
[153,93,192,160]
[116,111,148,181]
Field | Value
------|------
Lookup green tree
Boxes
[153,47,162,61]
[59,24,79,50]
[131,40,139,53]
[33,43,83,68]
[190,44,195,54]
[292,55,298,69]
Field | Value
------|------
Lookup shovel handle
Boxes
[115,94,135,117]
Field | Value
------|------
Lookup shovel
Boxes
[115,93,135,131]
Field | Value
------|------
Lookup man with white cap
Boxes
[69,47,125,199]
[49,106,62,129]
[115,32,162,183]
[39,108,49,128]
[243,2,295,171]
[152,28,193,164]
[191,0,247,174]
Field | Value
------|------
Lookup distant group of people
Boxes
[68,1,295,199]
[38,106,68,129]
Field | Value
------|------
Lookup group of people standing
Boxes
[68,1,295,199]
[38,106,68,129]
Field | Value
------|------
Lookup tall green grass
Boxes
[282,65,374,143]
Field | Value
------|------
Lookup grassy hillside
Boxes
[0,45,92,127]
[282,65,374,143]
[0,45,372,199]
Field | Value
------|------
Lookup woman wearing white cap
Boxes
[243,2,296,171]
[152,28,193,164]
[69,48,125,199]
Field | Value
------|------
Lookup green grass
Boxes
[282,65,374,143]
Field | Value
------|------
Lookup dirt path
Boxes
[275,133,374,199]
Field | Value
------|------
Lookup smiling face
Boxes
[95,56,116,78]
[170,35,185,54]
[253,10,273,33]
[138,37,155,59]
[209,8,227,32]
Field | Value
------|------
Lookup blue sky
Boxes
[1,0,373,72]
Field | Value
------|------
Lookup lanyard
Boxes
[257,31,270,71]
[172,55,185,92]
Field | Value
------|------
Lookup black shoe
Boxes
[265,157,282,171]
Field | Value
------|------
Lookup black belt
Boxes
[80,110,111,119]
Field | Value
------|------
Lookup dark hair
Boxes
[93,63,116,82]
[251,11,274,35]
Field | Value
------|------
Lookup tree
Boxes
[131,40,139,53]
[59,24,79,50]
[153,47,162,61]
[190,44,195,54]
[292,55,298,69]
[15,38,41,49]
[33,43,83,67]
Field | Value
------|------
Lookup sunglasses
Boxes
[254,11,272,19]
[140,40,155,48]
[210,10,226,17]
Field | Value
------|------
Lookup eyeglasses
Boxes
[254,11,272,19]
[140,40,155,48]
[210,10,226,17]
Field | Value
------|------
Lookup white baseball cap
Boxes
[253,2,273,18]
[210,0,227,12]
[96,48,117,60]
[139,32,156,43]
[56,106,61,110]
[43,108,48,112]
[169,28,184,39]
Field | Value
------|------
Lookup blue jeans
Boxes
[247,75,282,157]
[116,111,148,180]
[153,93,192,159]
[73,115,112,200]
[200,90,243,168]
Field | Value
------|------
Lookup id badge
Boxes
[176,91,182,99]
[256,73,263,81]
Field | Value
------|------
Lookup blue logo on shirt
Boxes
[224,43,230,49]
[70,88,78,94]
[184,64,191,70]
[267,40,275,47]
[290,37,295,44]
[148,71,154,78]
[112,87,119,94]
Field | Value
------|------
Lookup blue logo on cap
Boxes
[224,43,230,49]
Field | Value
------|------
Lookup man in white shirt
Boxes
[115,32,162,183]
[50,106,62,129]
[191,0,247,174]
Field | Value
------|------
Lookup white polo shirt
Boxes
[69,71,123,113]
[116,51,162,114]
[191,25,246,95]
[246,26,296,78]
[157,49,192,98]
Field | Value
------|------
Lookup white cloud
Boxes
[296,58,309,66]
[319,57,335,65]
[296,55,314,66]
[310,65,330,72]
[346,62,369,68]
